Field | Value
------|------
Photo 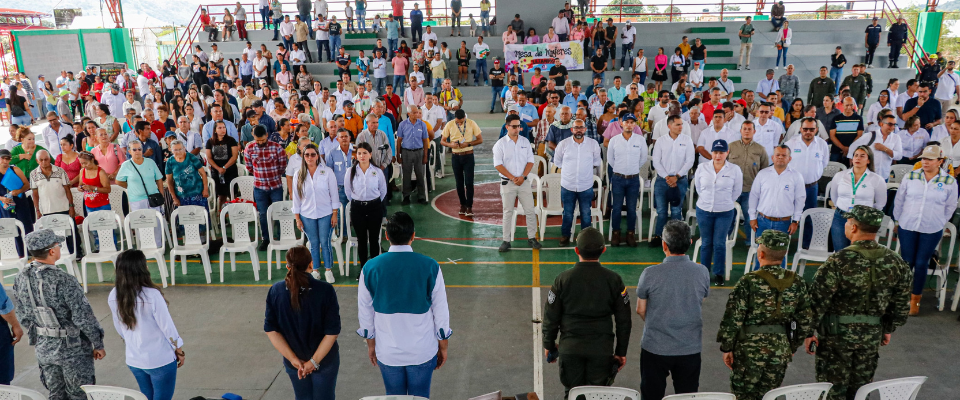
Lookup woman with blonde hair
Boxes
[292,144,340,284]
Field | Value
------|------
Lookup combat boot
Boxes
[611,230,621,247]
[909,294,921,315]
[626,231,637,247]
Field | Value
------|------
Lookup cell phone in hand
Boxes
[546,349,558,363]
[808,341,817,353]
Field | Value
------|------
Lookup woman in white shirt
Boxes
[344,142,387,269]
[938,116,960,171]
[829,146,887,250]
[930,109,957,143]
[694,139,743,285]
[109,250,185,400]
[865,90,892,129]
[292,143,341,284]
[897,115,931,164]
[632,49,647,84]
[893,144,959,315]
[669,47,686,84]
[775,21,792,68]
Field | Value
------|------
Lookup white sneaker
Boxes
[325,270,336,283]
[619,67,625,71]
[737,65,743,71]
[435,171,442,179]
[775,66,779,70]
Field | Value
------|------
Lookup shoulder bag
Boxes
[132,160,165,208]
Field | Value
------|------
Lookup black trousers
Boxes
[866,43,878,65]
[350,198,383,266]
[889,42,903,63]
[640,349,701,400]
[559,353,617,400]
[297,41,313,62]
[452,153,475,207]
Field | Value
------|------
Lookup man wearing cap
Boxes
[618,22,636,71]
[804,205,911,400]
[488,59,505,113]
[718,229,813,400]
[13,229,106,400]
[935,60,960,116]
[607,113,648,247]
[864,17,883,68]
[441,110,482,216]
[887,16,908,68]
[553,118,602,247]
[543,226,630,398]
[100,84,124,118]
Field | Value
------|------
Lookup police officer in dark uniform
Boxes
[543,227,632,398]
[887,16,909,68]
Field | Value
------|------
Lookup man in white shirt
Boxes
[689,62,704,91]
[553,118,603,247]
[209,44,224,65]
[785,117,829,247]
[647,91,672,134]
[174,116,203,155]
[935,60,960,116]
[697,111,739,164]
[40,113,75,158]
[748,144,806,268]
[755,69,780,101]
[896,79,919,128]
[331,80,352,109]
[423,92,445,140]
[404,76,426,108]
[493,114,543,252]
[253,51,269,79]
[551,11,570,41]
[100,84,125,118]
[279,15,296,51]
[607,113,648,246]
[423,26,438,46]
[847,113,902,180]
[717,69,736,102]
[722,102,746,133]
[684,106,707,145]
[650,115,695,245]
[242,41,257,60]
[472,37,490,86]
[289,43,306,72]
[619,21,636,71]
[652,101,691,140]
[753,103,785,162]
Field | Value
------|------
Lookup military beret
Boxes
[756,229,790,251]
[25,229,65,251]
[842,205,884,228]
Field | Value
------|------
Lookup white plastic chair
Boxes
[0,218,29,278]
[819,162,845,206]
[236,160,249,176]
[791,208,836,277]
[878,216,896,248]
[70,187,85,217]
[207,177,221,237]
[108,184,127,224]
[691,203,743,280]
[505,174,540,242]
[80,210,125,293]
[0,385,46,400]
[359,396,428,400]
[762,382,832,400]
[35,214,80,278]
[536,174,564,239]
[81,385,147,400]
[888,164,914,184]
[169,206,213,284]
[744,228,759,275]
[852,376,926,400]
[266,201,305,280]
[428,140,440,185]
[533,155,548,177]
[123,209,170,288]
[896,222,956,311]
[661,393,735,400]
[568,386,640,400]
[219,202,261,282]
[230,176,256,201]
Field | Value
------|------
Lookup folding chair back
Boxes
[568,386,640,400]
[230,176,256,201]
[852,376,926,400]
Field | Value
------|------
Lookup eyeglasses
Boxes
[508,124,522,128]
[304,153,318,158]
[801,127,817,132]
[882,122,897,126]
[129,148,143,152]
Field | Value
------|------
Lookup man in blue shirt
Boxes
[499,106,534,142]
[239,53,254,87]
[251,100,278,134]
[561,81,587,111]
[385,15,400,61]
[396,105,430,204]
[325,128,353,229]
[864,17,883,68]
[0,277,23,385]
[202,104,240,143]
[410,3,424,43]
[517,92,540,129]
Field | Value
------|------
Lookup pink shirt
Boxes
[392,57,409,76]
[502,31,517,45]
[91,143,127,180]
[542,33,560,43]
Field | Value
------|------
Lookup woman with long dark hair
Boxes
[205,121,240,208]
[343,142,386,267]
[264,245,341,400]
[7,83,34,126]
[828,146,886,250]
[292,144,341,284]
[109,249,185,400]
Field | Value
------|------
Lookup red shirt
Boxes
[244,141,287,190]
[200,14,212,27]
[383,94,402,120]
[149,120,166,140]
[701,101,721,122]
[392,0,404,16]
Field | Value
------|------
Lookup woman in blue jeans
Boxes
[109,250,185,400]
[693,139,743,286]
[827,146,886,251]
[830,46,846,94]
[892,145,958,315]
[265,246,341,400]
[292,144,341,284]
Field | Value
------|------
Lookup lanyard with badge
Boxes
[457,121,468,145]
[849,171,866,208]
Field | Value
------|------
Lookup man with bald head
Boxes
[545,106,575,157]
[828,97,864,164]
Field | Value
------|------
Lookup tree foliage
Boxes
[600,0,645,17]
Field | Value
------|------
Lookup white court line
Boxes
[532,286,544,400]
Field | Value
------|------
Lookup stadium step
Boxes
[704,63,737,71]
[699,38,730,45]
[342,44,374,51]
[690,27,726,34]
[345,32,378,39]
[711,51,734,58]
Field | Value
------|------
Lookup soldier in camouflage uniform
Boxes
[804,206,911,400]
[12,229,105,400]
[717,230,813,400]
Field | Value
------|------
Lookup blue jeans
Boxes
[330,35,342,59]
[830,67,843,94]
[475,59,488,85]
[388,39,398,60]
[693,59,705,69]
[394,16,405,36]
[611,174,640,232]
[480,11,490,33]
[300,13,312,37]
[560,187,594,238]
[898,228,943,295]
[393,75,407,97]
[634,71,647,85]
[129,360,178,400]
[302,214,334,271]
[358,9,367,30]
[254,187,284,241]
[621,44,634,69]
[260,7,270,29]
[378,355,437,398]
[776,47,788,67]
[802,184,818,248]
[654,176,688,237]
[273,17,284,39]
[771,17,786,29]
[490,86,504,112]
[337,186,349,232]
[375,77,386,94]
[347,18,354,32]
[317,39,330,62]
[697,208,736,276]
[285,351,339,400]
[830,209,850,252]
[282,36,293,51]
[753,215,791,270]
[11,114,31,126]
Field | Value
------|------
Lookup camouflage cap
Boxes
[756,229,790,251]
[841,205,884,228]
[576,227,606,253]
[25,229,65,251]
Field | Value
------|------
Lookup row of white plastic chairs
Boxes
[0,384,149,400]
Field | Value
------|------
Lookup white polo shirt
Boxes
[554,136,602,192]
[696,124,740,164]
[830,168,888,212]
[694,161,743,212]
[651,132,695,178]
[753,119,785,164]
[785,135,829,184]
[493,135,534,179]
[749,166,806,221]
[607,132,649,176]
[894,170,959,233]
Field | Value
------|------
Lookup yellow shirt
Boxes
[285,140,317,155]
[678,43,691,58]
[441,119,481,153]
[773,107,785,122]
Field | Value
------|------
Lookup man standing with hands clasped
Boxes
[494,114,542,252]
[607,113,648,247]
[718,230,813,400]
[542,227,631,399]
[553,118,603,247]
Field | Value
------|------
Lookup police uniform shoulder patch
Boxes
[621,288,629,305]
[547,290,556,304]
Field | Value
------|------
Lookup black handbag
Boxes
[132,160,166,208]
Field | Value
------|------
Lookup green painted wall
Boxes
[913,12,943,64]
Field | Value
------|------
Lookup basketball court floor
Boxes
[3,124,958,399]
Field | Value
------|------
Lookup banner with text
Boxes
[503,41,584,73]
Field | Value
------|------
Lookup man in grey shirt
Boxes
[636,220,710,400]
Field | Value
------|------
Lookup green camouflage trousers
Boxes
[815,335,880,400]
[730,338,791,400]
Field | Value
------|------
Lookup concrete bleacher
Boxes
[197,18,911,113]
